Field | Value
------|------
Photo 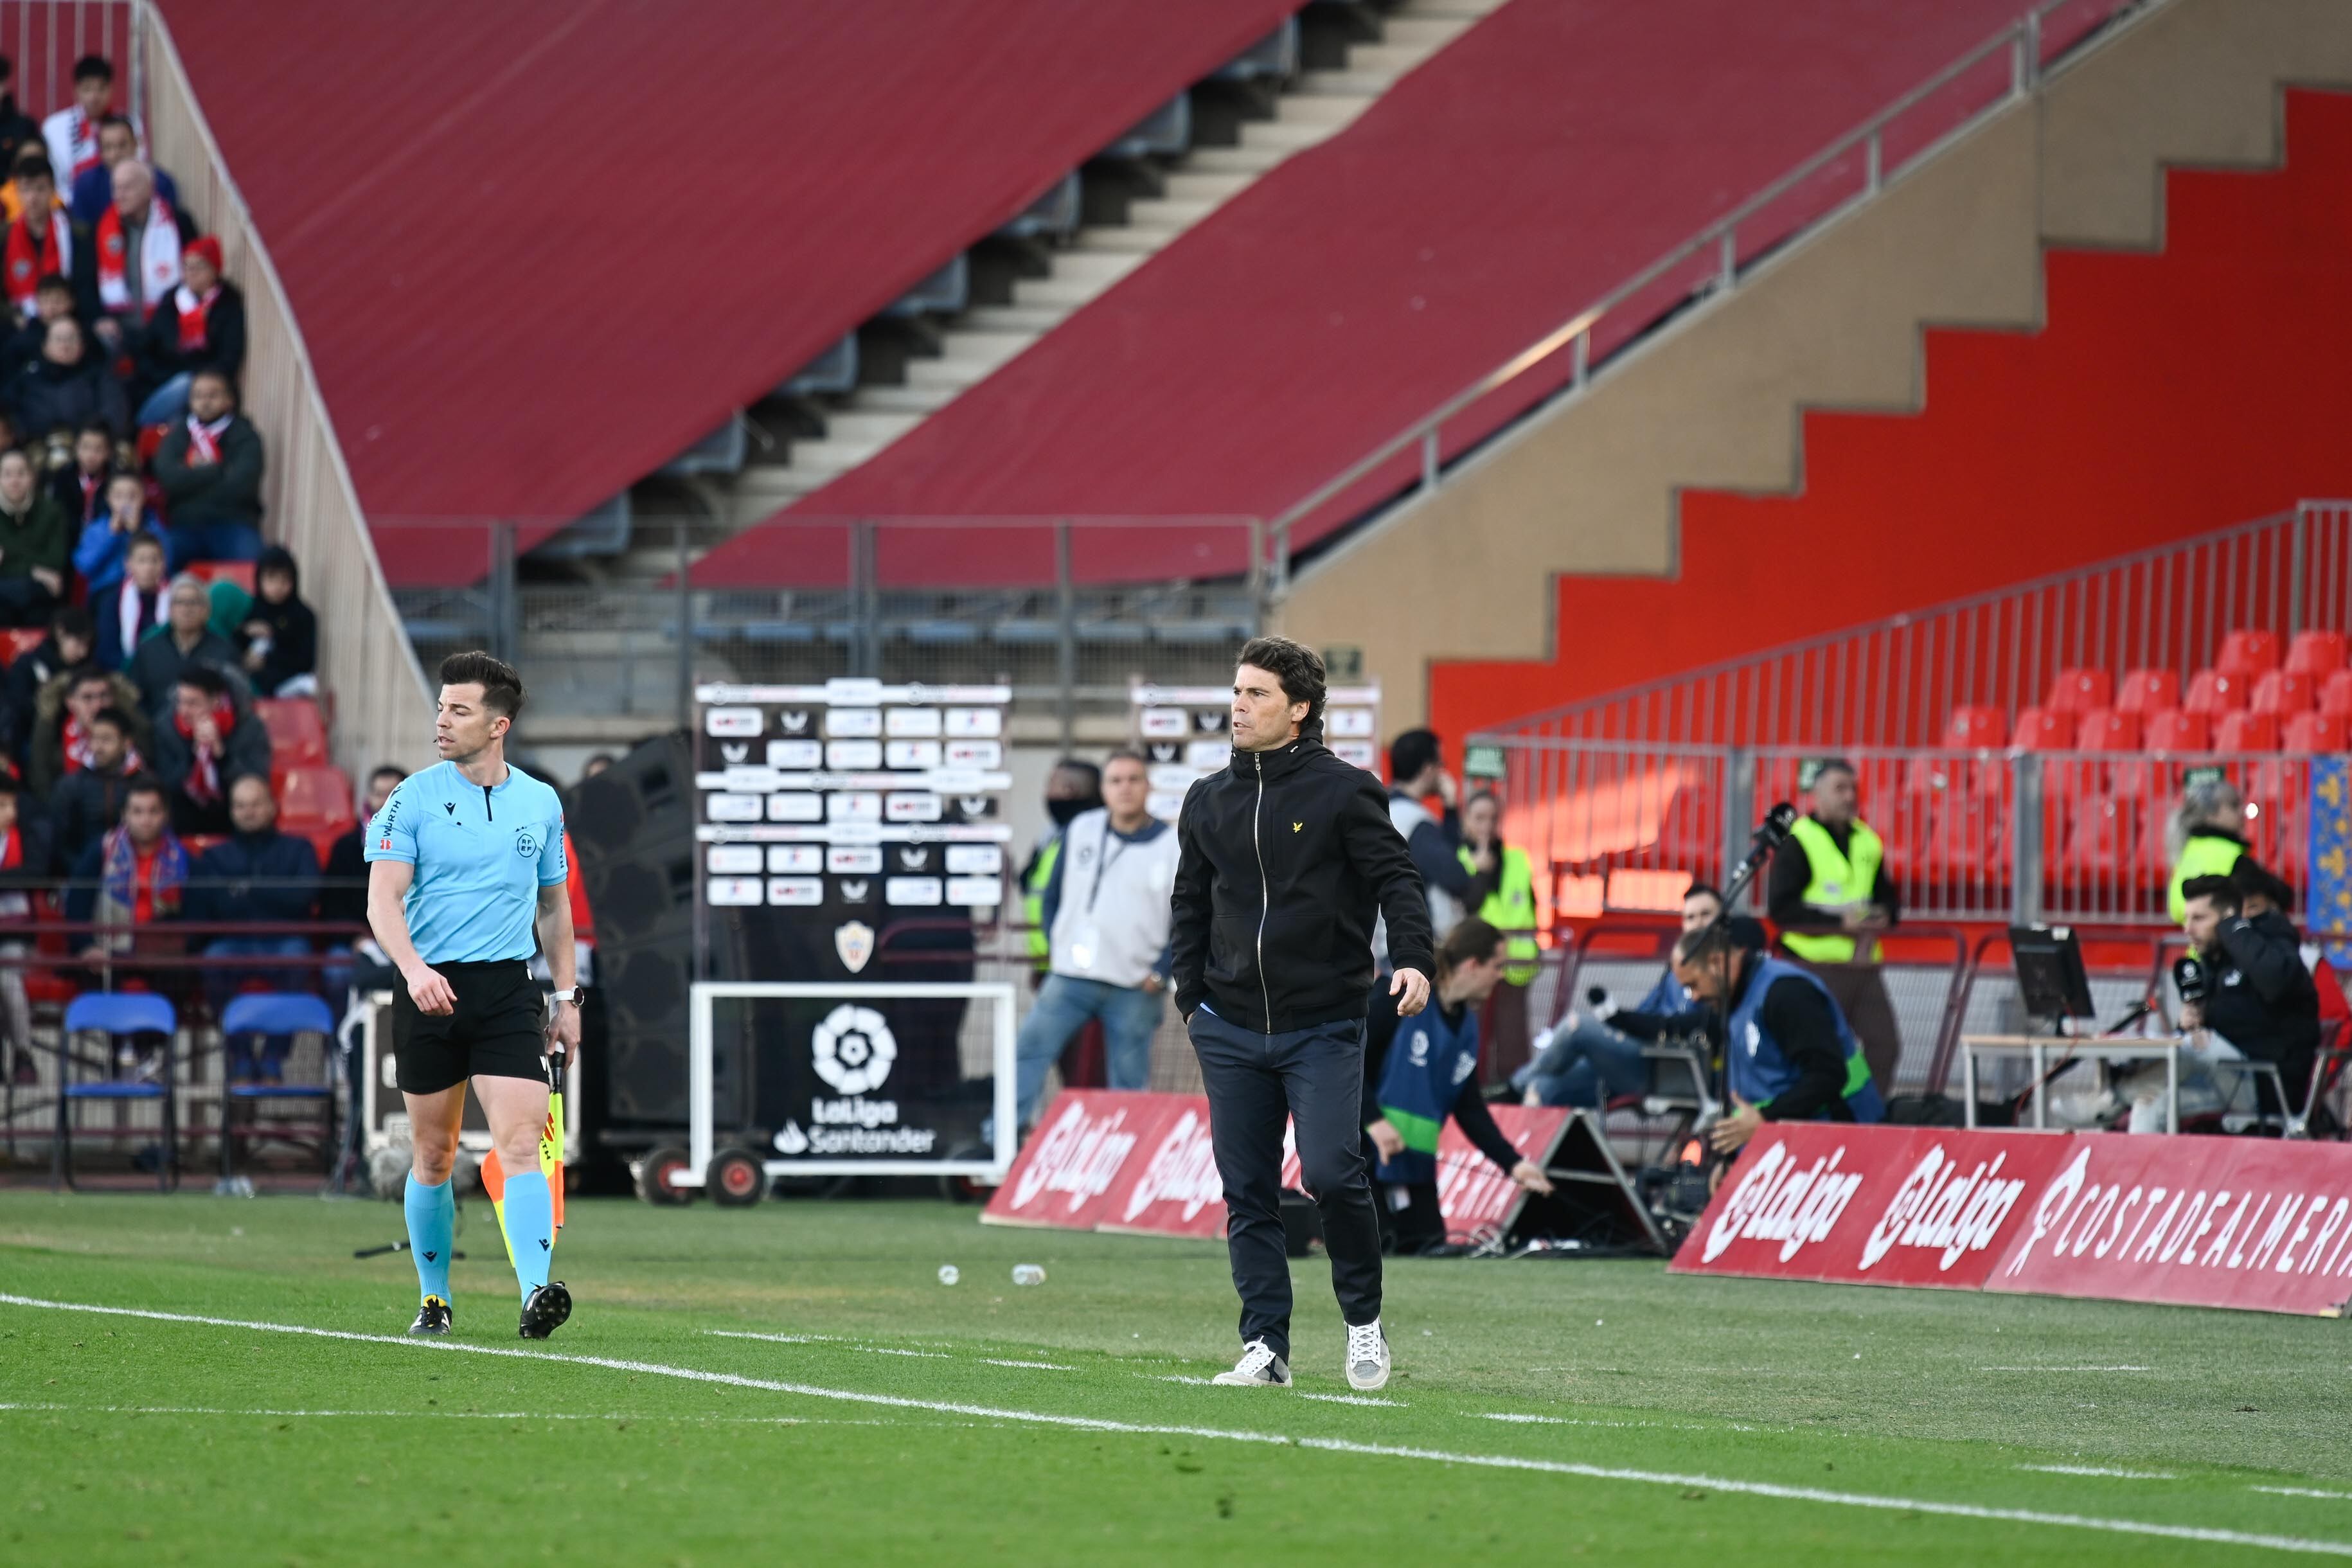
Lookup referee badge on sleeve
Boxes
[515,828,541,857]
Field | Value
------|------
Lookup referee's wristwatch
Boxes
[551,986,588,1006]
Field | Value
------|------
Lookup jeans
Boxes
[136,371,190,426]
[1511,1015,1650,1109]
[205,934,314,1019]
[1189,1004,1382,1360]
[171,519,262,564]
[1013,973,1163,1123]
[2121,1031,2248,1133]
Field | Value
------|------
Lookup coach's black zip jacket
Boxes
[1170,733,1434,1034]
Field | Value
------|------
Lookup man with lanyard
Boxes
[1675,923,1885,1157]
[1765,758,1900,1091]
[368,651,580,1340]
[1010,749,1179,1126]
[1363,918,1553,1254]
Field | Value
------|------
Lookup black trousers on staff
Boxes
[1189,1004,1383,1362]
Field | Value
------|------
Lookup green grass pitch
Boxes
[3,1190,2349,1565]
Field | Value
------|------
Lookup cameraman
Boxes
[1677,923,1886,1155]
[2132,872,2321,1133]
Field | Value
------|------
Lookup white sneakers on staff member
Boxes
[1211,1339,1292,1387]
[1345,1319,1391,1391]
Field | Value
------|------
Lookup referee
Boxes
[368,652,582,1339]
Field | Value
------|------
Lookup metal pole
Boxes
[2290,502,2310,637]
[1865,130,1881,195]
[2012,753,2042,926]
[1420,427,1439,492]
[1571,328,1589,390]
[855,520,878,679]
[1717,227,1736,290]
[675,518,693,730]
[490,521,517,666]
[1055,519,1076,753]
[1245,517,1266,636]
[1722,747,1754,902]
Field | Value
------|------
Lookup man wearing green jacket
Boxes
[1457,789,1537,1077]
[0,447,67,627]
[2166,776,2247,925]
[1765,759,1900,1092]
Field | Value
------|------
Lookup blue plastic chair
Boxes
[55,992,180,1191]
[218,993,339,1182]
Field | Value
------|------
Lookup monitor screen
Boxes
[2008,924,2097,1023]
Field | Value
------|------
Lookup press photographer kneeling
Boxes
[1677,923,1887,1156]
[2128,869,2321,1134]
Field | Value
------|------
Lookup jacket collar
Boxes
[1228,733,1326,782]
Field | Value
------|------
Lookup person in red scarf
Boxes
[152,370,262,562]
[46,420,112,526]
[153,663,269,837]
[30,662,147,796]
[1,155,94,324]
[65,775,190,1005]
[91,160,190,355]
[137,236,242,423]
[39,56,117,226]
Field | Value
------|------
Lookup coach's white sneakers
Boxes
[1345,1319,1391,1391]
[1211,1339,1292,1386]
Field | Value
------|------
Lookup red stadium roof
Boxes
[156,0,1298,585]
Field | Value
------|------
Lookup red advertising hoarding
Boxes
[1676,1123,2352,1317]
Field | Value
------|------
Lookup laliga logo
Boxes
[811,1004,896,1096]
[1858,1145,2029,1272]
[1700,1141,1864,1264]
[1122,1109,1222,1223]
[1011,1100,1140,1213]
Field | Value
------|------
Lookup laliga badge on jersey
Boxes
[835,920,875,974]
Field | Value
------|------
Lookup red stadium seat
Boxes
[2045,668,2112,715]
[254,699,329,767]
[2115,669,2179,715]
[0,628,45,668]
[2140,708,2211,752]
[2010,708,2070,751]
[2183,669,2248,715]
[2284,711,2348,753]
[186,560,258,595]
[1940,706,2004,749]
[2323,670,2352,719]
[277,765,357,829]
[2075,709,2141,751]
[2216,711,2279,752]
[2216,630,2282,677]
[2056,792,2136,883]
[2286,631,2347,675]
[2250,669,2319,715]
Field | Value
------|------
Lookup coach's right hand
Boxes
[1389,966,1430,1017]
[404,963,457,1017]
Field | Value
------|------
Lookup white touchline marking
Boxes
[4,1294,2347,1560]
[704,1330,1073,1371]
[1980,1367,2154,1373]
[2259,1490,2352,1502]
[2020,1466,2178,1480]
[1159,1375,1215,1385]
[0,1402,896,1425]
[1299,1393,1402,1408]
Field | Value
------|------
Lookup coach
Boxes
[1171,636,1432,1393]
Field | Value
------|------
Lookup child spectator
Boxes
[152,662,268,837]
[94,528,168,670]
[40,57,118,222]
[3,157,95,323]
[13,316,124,437]
[152,369,262,560]
[31,661,147,795]
[48,700,139,866]
[0,446,66,625]
[238,546,316,698]
[138,236,240,424]
[78,471,165,592]
[48,419,112,526]
[3,272,77,377]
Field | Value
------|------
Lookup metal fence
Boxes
[1490,502,2352,748]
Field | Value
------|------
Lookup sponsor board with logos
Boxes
[983,1090,1569,1242]
[1129,682,1382,823]
[1675,1123,2352,1316]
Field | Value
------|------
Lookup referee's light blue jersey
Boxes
[364,760,569,965]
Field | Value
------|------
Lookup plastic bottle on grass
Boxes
[1011,1264,1046,1286]
[938,1265,960,1286]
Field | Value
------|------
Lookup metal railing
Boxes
[1261,0,2149,579]
[1486,502,2352,748]
[138,4,434,780]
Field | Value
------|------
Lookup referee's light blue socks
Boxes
[502,1169,554,1301]
[403,1173,454,1303]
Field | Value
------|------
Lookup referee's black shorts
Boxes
[393,959,549,1095]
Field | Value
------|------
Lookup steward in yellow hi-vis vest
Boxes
[1459,841,1537,984]
[1766,760,1895,963]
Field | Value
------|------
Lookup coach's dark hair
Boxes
[1436,916,1506,977]
[2181,873,2241,916]
[439,650,526,723]
[1389,729,1441,784]
[1236,635,1326,735]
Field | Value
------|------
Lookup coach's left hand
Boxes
[1389,967,1430,1017]
[1707,1095,1765,1155]
[548,999,582,1060]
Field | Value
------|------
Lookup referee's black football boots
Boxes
[408,1296,453,1337]
[519,1281,573,1340]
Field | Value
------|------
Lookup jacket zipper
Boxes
[483,783,494,821]
[1251,751,1271,1033]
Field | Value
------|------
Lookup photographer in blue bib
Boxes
[1673,920,1885,1158]
[1763,758,1902,1093]
[1363,916,1554,1254]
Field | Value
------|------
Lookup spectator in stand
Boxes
[40,57,118,225]
[1010,749,1179,1126]
[0,771,45,1084]
[13,316,124,437]
[70,114,177,228]
[138,235,239,425]
[93,528,168,670]
[78,471,164,592]
[30,660,145,796]
[1766,759,1902,1092]
[236,546,316,699]
[1680,922,1887,1155]
[48,700,139,866]
[152,369,262,561]
[1457,788,1537,1078]
[3,157,94,323]
[3,272,76,376]
[129,571,246,715]
[152,661,268,837]
[0,445,66,625]
[2166,776,2248,925]
[0,601,89,760]
[188,772,321,1029]
[92,160,190,345]
[1362,918,1555,1254]
[64,772,186,983]
[0,57,39,176]
[49,419,112,527]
